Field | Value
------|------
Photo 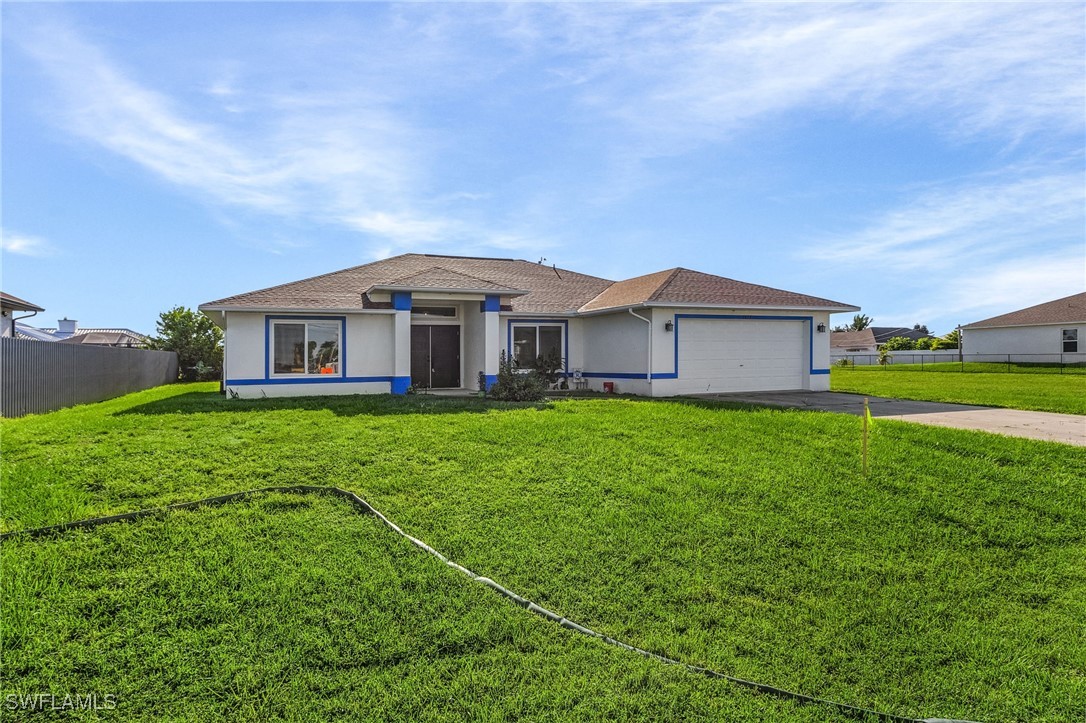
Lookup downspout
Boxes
[8,309,39,338]
[628,308,652,391]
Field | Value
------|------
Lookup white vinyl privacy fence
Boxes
[1,338,179,418]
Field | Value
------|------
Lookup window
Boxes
[272,320,341,376]
[512,324,563,368]
[1062,328,1078,353]
[412,306,457,318]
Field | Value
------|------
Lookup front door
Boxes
[410,325,461,389]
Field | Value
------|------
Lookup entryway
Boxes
[411,325,460,389]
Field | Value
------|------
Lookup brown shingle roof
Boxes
[580,267,854,312]
[201,254,856,315]
[830,329,877,349]
[963,292,1086,329]
[201,254,612,314]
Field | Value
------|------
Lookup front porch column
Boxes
[483,294,500,390]
[391,292,412,394]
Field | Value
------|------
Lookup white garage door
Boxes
[675,318,807,394]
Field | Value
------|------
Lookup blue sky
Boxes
[2,2,1083,336]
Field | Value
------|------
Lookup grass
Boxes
[3,384,1085,721]
[831,366,1086,415]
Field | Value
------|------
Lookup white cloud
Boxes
[0,229,55,257]
[805,170,1084,271]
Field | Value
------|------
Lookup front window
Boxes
[272,320,341,376]
[512,324,563,369]
[1062,328,1078,353]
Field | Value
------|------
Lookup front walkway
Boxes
[693,391,1086,446]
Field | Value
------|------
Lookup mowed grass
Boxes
[3,494,834,722]
[3,384,1085,722]
[832,366,1086,414]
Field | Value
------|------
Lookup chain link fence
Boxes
[831,351,1086,374]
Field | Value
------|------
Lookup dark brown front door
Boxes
[410,325,460,389]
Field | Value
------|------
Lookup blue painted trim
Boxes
[392,292,412,311]
[484,374,497,390]
[580,372,647,380]
[483,295,500,312]
[265,315,347,382]
[506,319,569,375]
[390,376,411,395]
[228,376,392,386]
[671,314,821,378]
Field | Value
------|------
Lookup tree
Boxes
[882,336,915,351]
[913,324,930,334]
[847,314,873,331]
[931,330,960,350]
[146,306,224,382]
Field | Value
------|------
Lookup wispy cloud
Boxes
[1,229,56,257]
[13,15,476,251]
[501,2,1084,153]
[805,170,1084,271]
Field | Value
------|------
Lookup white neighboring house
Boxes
[961,292,1086,361]
[199,253,858,399]
[1,292,44,337]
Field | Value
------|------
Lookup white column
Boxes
[391,292,412,394]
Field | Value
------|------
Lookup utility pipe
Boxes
[628,308,652,390]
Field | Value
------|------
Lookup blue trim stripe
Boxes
[483,295,500,312]
[484,373,497,390]
[228,376,392,386]
[390,376,411,395]
[392,292,412,311]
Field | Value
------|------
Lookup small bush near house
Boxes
[487,351,546,401]
[833,358,853,368]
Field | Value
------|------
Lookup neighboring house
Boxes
[1,292,44,338]
[870,326,934,346]
[961,292,1086,358]
[830,329,877,353]
[18,318,149,347]
[200,254,857,399]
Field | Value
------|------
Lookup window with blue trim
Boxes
[512,323,563,369]
[271,320,341,376]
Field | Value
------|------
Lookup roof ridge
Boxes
[645,268,684,302]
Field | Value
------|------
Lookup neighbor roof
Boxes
[831,329,877,349]
[1,292,44,313]
[59,330,148,347]
[962,292,1086,329]
[201,253,856,315]
[870,327,935,344]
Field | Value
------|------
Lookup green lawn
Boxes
[831,366,1086,415]
[3,384,1085,722]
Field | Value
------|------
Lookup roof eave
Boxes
[367,284,530,296]
[961,319,1086,330]
[642,301,861,313]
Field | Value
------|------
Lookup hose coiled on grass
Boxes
[1,485,979,723]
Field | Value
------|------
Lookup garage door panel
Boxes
[675,319,806,394]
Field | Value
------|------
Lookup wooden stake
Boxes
[862,396,869,477]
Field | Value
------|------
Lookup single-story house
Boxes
[830,329,877,353]
[199,254,858,398]
[961,292,1086,359]
[1,292,44,338]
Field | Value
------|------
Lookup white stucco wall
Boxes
[963,323,1086,359]
[224,311,395,398]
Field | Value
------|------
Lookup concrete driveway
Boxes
[692,391,1086,446]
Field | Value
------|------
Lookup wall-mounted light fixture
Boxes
[817,323,827,333]
[664,320,674,332]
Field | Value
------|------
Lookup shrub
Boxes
[931,330,960,350]
[833,358,854,368]
[915,336,936,350]
[487,351,546,401]
[146,306,224,382]
[878,346,893,366]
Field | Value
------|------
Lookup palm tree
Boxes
[848,314,873,331]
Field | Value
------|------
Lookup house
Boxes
[961,292,1086,359]
[830,329,877,353]
[15,318,149,347]
[1,292,44,338]
[199,254,858,398]
[869,326,934,346]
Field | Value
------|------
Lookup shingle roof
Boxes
[870,327,934,343]
[580,267,854,312]
[831,329,877,349]
[1,292,44,313]
[202,254,611,314]
[201,254,856,315]
[962,292,1086,329]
